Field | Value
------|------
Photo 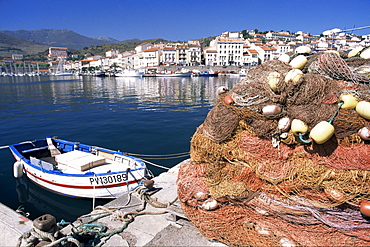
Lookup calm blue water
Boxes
[0,75,239,222]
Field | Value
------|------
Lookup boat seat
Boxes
[55,150,106,171]
[22,146,48,154]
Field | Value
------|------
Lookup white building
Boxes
[162,47,176,65]
[143,47,161,67]
[210,32,245,66]
[204,49,217,66]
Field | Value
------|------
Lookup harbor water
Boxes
[0,75,240,222]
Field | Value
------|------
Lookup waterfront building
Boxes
[208,31,245,66]
[143,47,161,67]
[48,47,68,60]
[204,49,217,66]
[162,47,176,65]
[243,49,258,66]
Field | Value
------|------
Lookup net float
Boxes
[358,127,370,140]
[201,198,219,211]
[324,188,345,202]
[348,46,364,58]
[291,119,308,135]
[339,94,358,109]
[193,191,209,200]
[284,69,303,84]
[224,95,234,105]
[267,71,281,91]
[360,200,370,217]
[360,47,370,59]
[289,55,307,69]
[310,121,334,144]
[217,86,229,95]
[278,116,291,132]
[278,53,290,63]
[262,105,282,115]
[356,101,370,120]
[295,46,311,54]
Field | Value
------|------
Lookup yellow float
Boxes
[310,121,335,144]
[356,101,370,119]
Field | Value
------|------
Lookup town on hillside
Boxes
[1,29,370,76]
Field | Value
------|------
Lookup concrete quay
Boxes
[0,203,33,246]
[68,159,226,247]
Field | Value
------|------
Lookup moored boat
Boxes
[8,136,153,199]
[115,69,144,77]
[156,69,192,77]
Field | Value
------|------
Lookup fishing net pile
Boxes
[177,49,370,246]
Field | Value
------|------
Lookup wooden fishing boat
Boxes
[8,136,152,199]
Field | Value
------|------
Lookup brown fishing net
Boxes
[177,52,370,246]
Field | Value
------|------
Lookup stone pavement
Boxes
[80,159,227,246]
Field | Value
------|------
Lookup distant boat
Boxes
[199,70,218,77]
[93,70,106,77]
[156,68,191,77]
[115,69,144,77]
[9,136,153,199]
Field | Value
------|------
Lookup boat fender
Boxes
[339,94,358,109]
[358,127,370,140]
[356,101,370,120]
[33,214,57,231]
[310,121,335,144]
[289,55,307,70]
[291,119,308,135]
[13,161,23,178]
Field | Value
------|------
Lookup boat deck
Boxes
[39,154,140,174]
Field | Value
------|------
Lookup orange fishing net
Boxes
[177,53,370,246]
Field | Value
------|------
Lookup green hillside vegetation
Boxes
[0,33,49,59]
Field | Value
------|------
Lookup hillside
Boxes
[0,29,119,50]
[0,32,49,59]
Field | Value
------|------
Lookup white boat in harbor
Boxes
[9,136,153,199]
[156,68,191,77]
[115,69,144,77]
[54,59,72,76]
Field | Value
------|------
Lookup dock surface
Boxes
[0,203,33,246]
[69,159,226,246]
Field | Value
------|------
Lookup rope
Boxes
[139,158,171,170]
[126,151,190,158]
[0,145,9,149]
[135,153,190,160]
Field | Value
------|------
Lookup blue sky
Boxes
[1,0,369,41]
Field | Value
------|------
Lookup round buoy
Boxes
[13,161,23,178]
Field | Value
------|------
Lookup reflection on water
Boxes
[0,75,241,221]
